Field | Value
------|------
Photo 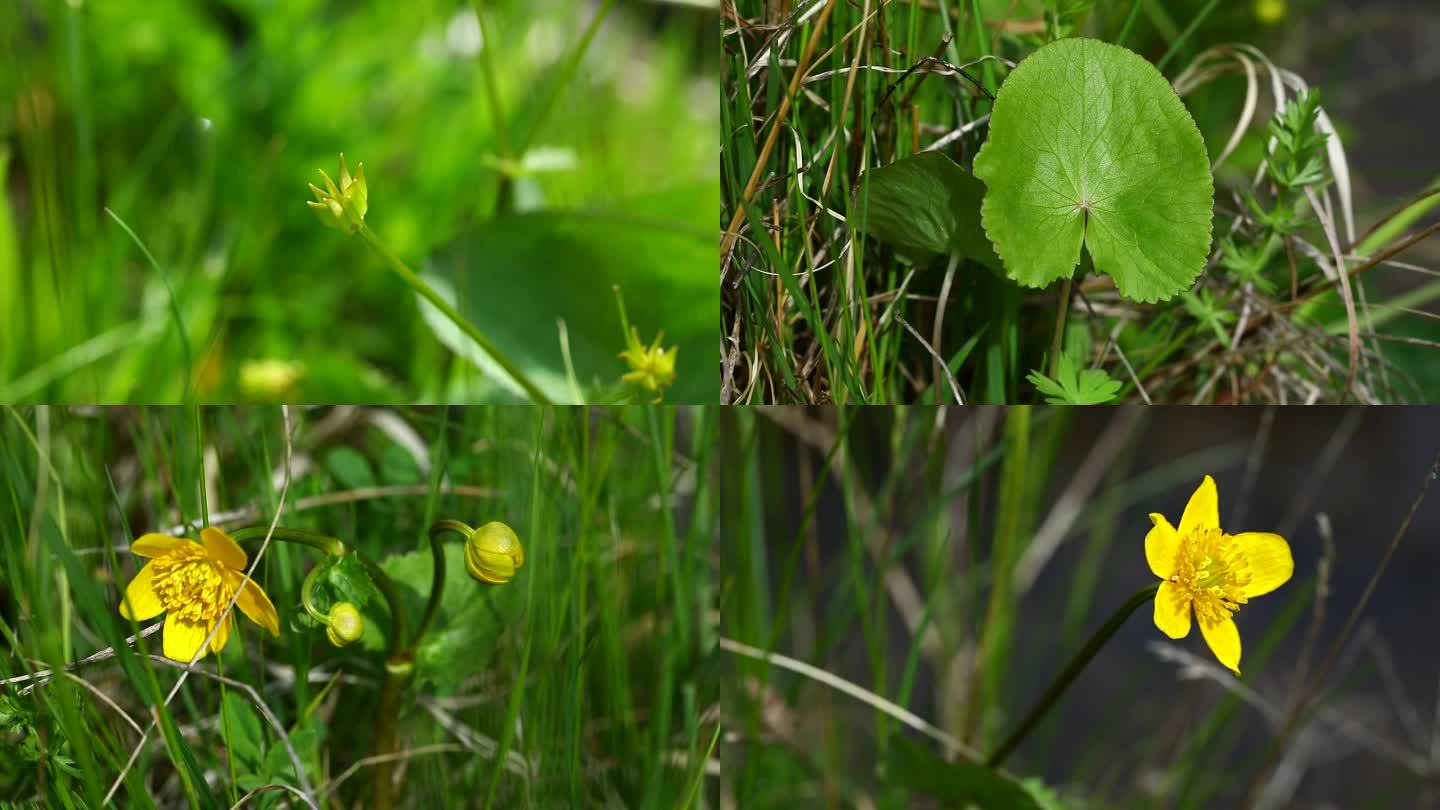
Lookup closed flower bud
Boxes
[325,601,364,647]
[306,153,368,233]
[465,521,524,585]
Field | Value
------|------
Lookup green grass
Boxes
[0,0,717,404]
[719,406,1440,807]
[720,1,1440,403]
[0,405,717,808]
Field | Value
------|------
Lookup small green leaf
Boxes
[974,37,1214,302]
[883,736,1043,809]
[854,151,1001,268]
[380,541,509,688]
[1026,354,1122,404]
[220,693,265,773]
[324,446,375,490]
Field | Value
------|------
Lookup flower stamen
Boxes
[1172,527,1253,626]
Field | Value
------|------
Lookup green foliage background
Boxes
[0,0,717,403]
[0,405,717,808]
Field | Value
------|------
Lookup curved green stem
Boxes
[355,552,408,655]
[299,565,330,623]
[410,520,474,655]
[355,223,552,404]
[986,582,1160,768]
[228,526,347,557]
[369,517,485,810]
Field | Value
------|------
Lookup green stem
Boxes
[372,519,481,810]
[225,525,414,809]
[1155,0,1219,73]
[372,656,413,810]
[985,582,1159,768]
[355,552,409,655]
[1048,276,1072,379]
[409,520,473,655]
[355,223,552,404]
[1116,0,1145,47]
[472,3,514,215]
[299,564,329,623]
[228,526,347,557]
[513,0,617,158]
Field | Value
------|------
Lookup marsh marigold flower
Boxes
[119,528,280,661]
[465,521,524,585]
[1146,475,1293,675]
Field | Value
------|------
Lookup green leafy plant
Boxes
[1026,353,1122,404]
[853,151,1000,268]
[974,38,1214,303]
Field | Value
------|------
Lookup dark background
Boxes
[741,406,1440,807]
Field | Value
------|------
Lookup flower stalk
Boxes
[353,223,551,404]
[371,519,523,810]
[986,582,1159,768]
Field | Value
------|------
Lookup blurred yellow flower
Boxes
[465,521,525,585]
[1254,0,1286,25]
[119,528,280,661]
[1146,475,1293,675]
[326,601,364,647]
[306,153,368,233]
[619,327,677,402]
[239,358,301,399]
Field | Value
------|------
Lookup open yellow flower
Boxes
[118,528,280,662]
[1146,475,1293,675]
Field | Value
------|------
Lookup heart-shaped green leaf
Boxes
[973,37,1213,302]
[428,184,714,403]
[853,151,1001,269]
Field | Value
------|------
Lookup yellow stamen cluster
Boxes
[1171,527,1252,625]
[149,544,235,623]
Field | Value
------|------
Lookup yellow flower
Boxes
[619,327,677,403]
[306,153,368,233]
[119,528,280,662]
[1146,475,1293,675]
[465,521,525,585]
[325,601,364,647]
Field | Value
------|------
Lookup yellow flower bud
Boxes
[306,153,368,233]
[325,601,364,647]
[465,521,524,585]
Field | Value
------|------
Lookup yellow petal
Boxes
[163,614,211,662]
[1199,616,1242,675]
[201,527,247,571]
[1145,513,1179,578]
[119,562,165,621]
[132,533,187,558]
[1153,581,1192,639]
[1177,475,1220,538]
[1232,532,1293,597]
[209,614,232,654]
[225,570,280,636]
